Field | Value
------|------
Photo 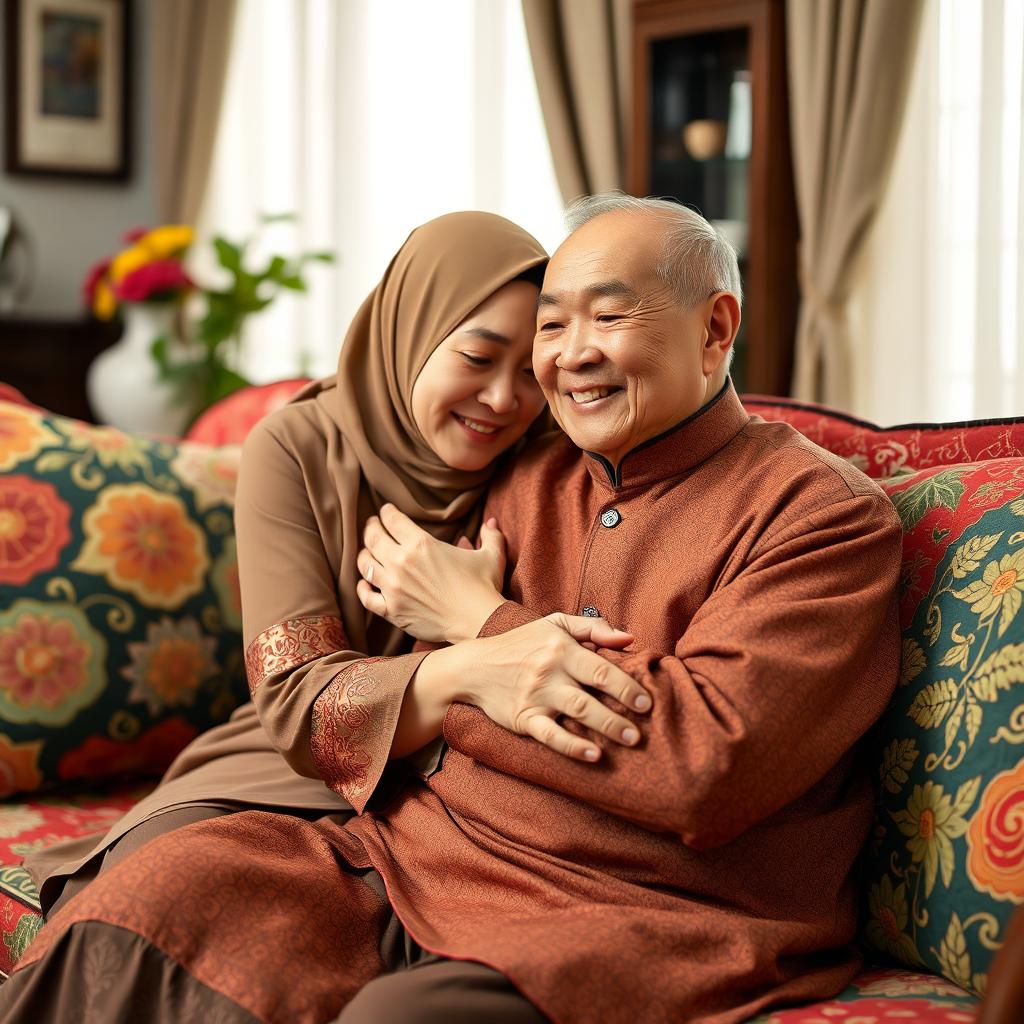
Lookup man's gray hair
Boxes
[564,192,743,308]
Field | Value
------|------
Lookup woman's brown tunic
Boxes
[23,211,548,915]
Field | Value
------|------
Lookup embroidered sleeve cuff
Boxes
[309,650,431,814]
[476,600,541,638]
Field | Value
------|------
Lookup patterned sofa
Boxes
[0,377,1021,1023]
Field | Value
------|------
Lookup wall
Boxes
[0,0,158,316]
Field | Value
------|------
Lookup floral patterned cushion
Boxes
[743,966,978,1022]
[0,398,247,796]
[742,395,1024,479]
[855,460,1024,995]
[0,781,157,978]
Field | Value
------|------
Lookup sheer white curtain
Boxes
[193,0,566,382]
[848,0,1024,424]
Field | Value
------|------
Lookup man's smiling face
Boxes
[533,209,735,466]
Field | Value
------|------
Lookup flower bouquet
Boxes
[83,216,334,428]
[84,225,195,320]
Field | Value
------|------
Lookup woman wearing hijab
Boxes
[21,211,551,921]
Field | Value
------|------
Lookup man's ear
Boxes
[703,292,741,377]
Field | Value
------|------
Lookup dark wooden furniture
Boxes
[0,313,120,420]
[630,0,798,395]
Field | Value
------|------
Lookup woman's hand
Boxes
[357,503,506,643]
[433,612,650,762]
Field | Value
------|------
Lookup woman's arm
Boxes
[237,422,647,815]
[357,504,508,643]
[235,419,428,811]
[390,614,650,762]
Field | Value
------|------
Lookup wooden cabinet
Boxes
[630,0,798,395]
[0,314,120,421]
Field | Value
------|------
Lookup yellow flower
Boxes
[956,549,1024,636]
[109,245,152,285]
[891,780,972,897]
[140,225,193,259]
[93,278,118,320]
[71,484,208,610]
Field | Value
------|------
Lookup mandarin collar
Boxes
[583,377,750,490]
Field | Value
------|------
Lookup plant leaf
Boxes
[213,237,243,273]
[879,738,919,794]
[934,913,971,990]
[944,698,965,749]
[949,533,1003,579]
[889,469,967,533]
[964,699,983,746]
[971,643,1024,700]
[34,451,75,473]
[953,775,981,817]
[908,678,960,729]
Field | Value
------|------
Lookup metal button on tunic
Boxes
[582,606,600,617]
[601,508,622,528]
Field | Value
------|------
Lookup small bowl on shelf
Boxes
[682,120,728,161]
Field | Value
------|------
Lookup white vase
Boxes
[86,302,192,436]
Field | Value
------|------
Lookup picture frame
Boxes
[3,0,131,180]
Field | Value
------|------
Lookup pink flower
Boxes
[0,613,92,710]
[114,260,194,303]
[81,257,112,306]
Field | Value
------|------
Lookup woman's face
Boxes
[411,278,546,471]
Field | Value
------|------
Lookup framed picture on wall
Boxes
[3,0,131,180]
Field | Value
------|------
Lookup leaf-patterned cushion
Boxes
[859,459,1024,995]
[0,399,248,796]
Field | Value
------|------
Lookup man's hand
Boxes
[356,504,506,642]
[441,612,650,762]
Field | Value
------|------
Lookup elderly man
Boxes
[4,196,902,1024]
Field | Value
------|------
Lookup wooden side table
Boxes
[0,314,121,422]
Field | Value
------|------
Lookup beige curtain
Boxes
[152,0,238,225]
[521,0,631,203]
[786,0,924,405]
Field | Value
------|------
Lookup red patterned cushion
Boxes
[743,966,978,1021]
[0,780,156,978]
[185,378,312,446]
[741,395,1024,478]
[0,384,35,410]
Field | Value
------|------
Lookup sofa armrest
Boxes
[977,905,1024,1024]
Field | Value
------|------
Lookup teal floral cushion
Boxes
[0,399,247,796]
[862,458,1024,996]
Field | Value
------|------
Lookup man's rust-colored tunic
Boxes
[11,381,903,1024]
[327,380,904,1023]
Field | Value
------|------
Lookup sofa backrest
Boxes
[745,393,1024,997]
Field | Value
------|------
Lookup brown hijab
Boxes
[288,211,548,654]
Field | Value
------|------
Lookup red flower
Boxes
[114,260,194,303]
[57,718,199,783]
[81,257,112,307]
[121,226,150,244]
[0,477,72,585]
